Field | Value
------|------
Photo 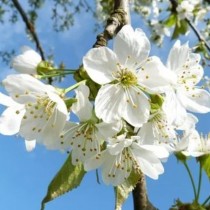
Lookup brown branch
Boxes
[169,0,210,52]
[132,174,158,210]
[93,0,130,48]
[11,0,45,60]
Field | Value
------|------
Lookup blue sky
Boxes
[0,2,209,210]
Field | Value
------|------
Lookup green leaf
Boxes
[172,19,189,39]
[114,169,140,210]
[197,154,210,179]
[150,94,164,113]
[164,14,177,27]
[40,153,86,210]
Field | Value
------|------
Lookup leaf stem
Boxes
[202,195,210,206]
[183,161,197,200]
[195,163,203,203]
[64,80,86,94]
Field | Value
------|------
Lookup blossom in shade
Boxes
[59,84,121,165]
[84,134,169,186]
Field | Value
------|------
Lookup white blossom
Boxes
[59,84,121,164]
[11,46,41,74]
[85,134,169,186]
[83,25,175,127]
[181,130,210,157]
[164,40,210,127]
[0,74,68,149]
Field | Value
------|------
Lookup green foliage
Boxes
[74,66,101,100]
[172,19,189,39]
[150,94,164,113]
[197,154,210,179]
[164,14,177,27]
[170,199,207,210]
[114,169,140,210]
[40,153,86,210]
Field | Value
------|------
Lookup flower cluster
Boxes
[0,25,210,187]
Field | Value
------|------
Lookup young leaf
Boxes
[198,154,210,179]
[40,153,86,210]
[172,19,188,39]
[164,14,177,27]
[114,169,140,210]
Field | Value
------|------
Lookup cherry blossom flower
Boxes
[59,84,121,165]
[84,134,169,186]
[181,130,210,157]
[83,25,174,127]
[0,74,68,149]
[11,46,42,74]
[176,1,195,20]
[137,109,177,145]
[164,40,210,127]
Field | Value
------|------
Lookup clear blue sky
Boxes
[0,2,209,210]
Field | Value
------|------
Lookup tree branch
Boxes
[93,0,130,48]
[132,174,158,210]
[11,0,45,60]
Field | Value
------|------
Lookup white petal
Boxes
[137,122,155,144]
[166,40,189,72]
[95,84,125,122]
[136,157,163,179]
[178,88,210,113]
[0,92,20,107]
[114,25,150,66]
[138,56,176,93]
[71,84,93,121]
[19,106,48,140]
[139,145,169,159]
[96,120,122,139]
[25,139,36,152]
[0,106,25,135]
[83,47,118,85]
[122,88,150,127]
[84,151,106,171]
[11,46,41,74]
[177,113,198,130]
[3,74,54,103]
[41,108,68,149]
[163,90,188,127]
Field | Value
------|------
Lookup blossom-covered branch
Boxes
[170,0,210,52]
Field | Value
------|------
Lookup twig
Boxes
[11,0,45,60]
[185,18,210,52]
[93,0,130,48]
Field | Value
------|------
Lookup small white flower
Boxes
[59,84,121,165]
[83,25,174,127]
[164,40,210,126]
[85,134,169,186]
[181,130,210,157]
[137,110,177,145]
[0,74,68,149]
[176,1,194,20]
[11,46,41,74]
